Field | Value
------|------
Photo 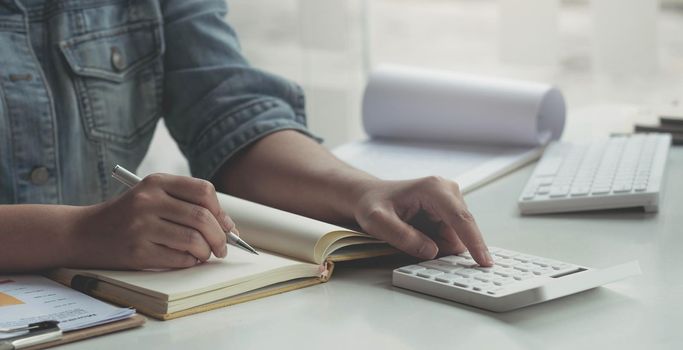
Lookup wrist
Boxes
[60,204,97,268]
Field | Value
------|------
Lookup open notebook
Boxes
[334,65,567,193]
[48,194,395,320]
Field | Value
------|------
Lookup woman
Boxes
[0,0,492,272]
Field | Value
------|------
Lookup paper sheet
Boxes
[335,65,565,190]
[0,276,134,338]
[334,139,543,193]
[361,65,565,146]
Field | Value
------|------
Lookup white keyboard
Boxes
[518,133,671,214]
[392,248,640,312]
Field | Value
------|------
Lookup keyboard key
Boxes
[591,187,611,195]
[634,183,648,192]
[612,184,632,193]
[570,186,590,196]
[536,186,551,195]
[549,186,570,198]
[534,157,563,176]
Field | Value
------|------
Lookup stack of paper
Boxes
[0,275,135,337]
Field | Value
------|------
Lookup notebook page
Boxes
[216,194,363,264]
[67,248,317,301]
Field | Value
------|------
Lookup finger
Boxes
[156,195,227,258]
[218,209,237,233]
[141,174,234,230]
[147,218,213,262]
[432,223,467,256]
[231,225,240,236]
[144,244,199,269]
[432,194,493,266]
[361,206,438,259]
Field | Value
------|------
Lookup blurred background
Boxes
[139,0,683,176]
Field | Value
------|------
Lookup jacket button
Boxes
[111,46,126,71]
[30,167,50,185]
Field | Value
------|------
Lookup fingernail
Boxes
[419,242,438,259]
[223,215,233,230]
[221,245,228,258]
[485,250,494,265]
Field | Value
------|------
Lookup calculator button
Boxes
[472,282,492,292]
[531,260,549,268]
[417,269,443,279]
[494,258,519,268]
[419,260,462,274]
[438,256,462,264]
[459,251,473,258]
[439,256,476,267]
[493,250,518,259]
[492,277,514,286]
[513,272,535,280]
[435,273,464,284]
[513,255,531,263]
[474,275,491,282]
[457,260,479,268]
[487,287,504,295]
[474,267,493,273]
[552,263,571,270]
[452,279,471,289]
[397,265,425,274]
[453,269,479,277]
[514,263,538,272]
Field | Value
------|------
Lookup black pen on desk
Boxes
[111,165,259,256]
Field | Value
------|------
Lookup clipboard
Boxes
[22,315,145,350]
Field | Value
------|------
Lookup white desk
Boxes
[59,148,682,349]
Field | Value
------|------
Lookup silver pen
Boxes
[111,165,259,256]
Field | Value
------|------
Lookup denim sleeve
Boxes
[160,0,319,180]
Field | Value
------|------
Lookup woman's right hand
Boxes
[70,173,236,270]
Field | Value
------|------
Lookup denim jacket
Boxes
[0,0,314,205]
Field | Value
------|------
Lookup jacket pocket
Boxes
[59,21,164,144]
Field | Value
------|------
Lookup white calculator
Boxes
[392,247,640,312]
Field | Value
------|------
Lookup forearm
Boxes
[213,130,380,225]
[0,205,83,272]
